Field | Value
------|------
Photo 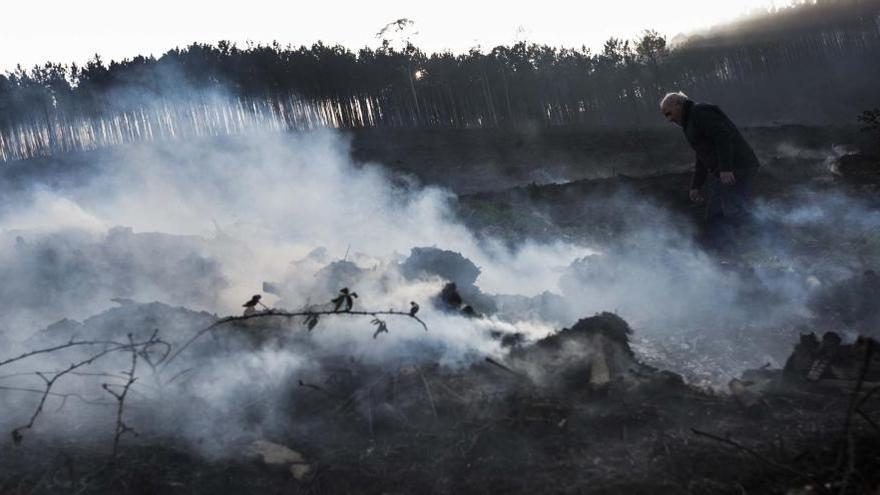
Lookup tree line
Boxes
[1,0,878,161]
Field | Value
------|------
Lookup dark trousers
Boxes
[704,167,757,251]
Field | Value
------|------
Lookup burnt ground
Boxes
[346,125,871,194]
[454,148,880,246]
[1,126,880,494]
[1,332,878,495]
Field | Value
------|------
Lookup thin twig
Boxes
[0,386,113,406]
[164,367,196,385]
[484,357,528,379]
[334,372,389,414]
[103,334,139,459]
[0,371,130,381]
[856,408,880,435]
[855,385,880,411]
[12,346,125,444]
[298,379,340,399]
[162,308,428,372]
[9,333,168,445]
[137,329,171,374]
[0,339,132,368]
[691,429,818,484]
[838,339,874,495]
[431,378,469,403]
[417,369,438,420]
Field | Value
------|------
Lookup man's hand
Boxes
[689,189,704,203]
[720,171,736,184]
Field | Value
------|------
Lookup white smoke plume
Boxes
[0,123,875,454]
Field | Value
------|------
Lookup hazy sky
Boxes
[2,0,777,72]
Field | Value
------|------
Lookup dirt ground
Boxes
[2,326,878,495]
[1,126,879,494]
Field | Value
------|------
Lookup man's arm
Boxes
[691,157,707,190]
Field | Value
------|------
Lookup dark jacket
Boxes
[683,100,760,189]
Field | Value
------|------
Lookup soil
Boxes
[2,334,877,495]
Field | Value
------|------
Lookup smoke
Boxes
[0,131,595,322]
[0,126,591,451]
[0,118,876,457]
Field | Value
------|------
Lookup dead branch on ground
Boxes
[0,339,139,369]
[691,428,823,489]
[837,338,875,494]
[102,334,140,459]
[7,332,169,445]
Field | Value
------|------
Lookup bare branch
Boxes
[0,385,114,407]
[691,429,820,486]
[12,346,120,444]
[0,339,131,369]
[163,308,428,371]
[418,369,438,420]
[838,338,875,494]
[9,333,168,445]
[103,334,139,459]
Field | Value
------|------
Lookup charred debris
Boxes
[1,248,879,494]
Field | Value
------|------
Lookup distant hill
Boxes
[680,0,880,48]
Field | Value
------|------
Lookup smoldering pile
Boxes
[2,244,880,494]
[2,260,876,493]
[0,244,696,448]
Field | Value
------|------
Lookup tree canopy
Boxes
[1,0,878,161]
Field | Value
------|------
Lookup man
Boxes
[660,92,760,250]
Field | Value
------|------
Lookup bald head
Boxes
[660,91,689,126]
[660,91,688,108]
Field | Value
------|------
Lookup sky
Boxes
[2,0,779,72]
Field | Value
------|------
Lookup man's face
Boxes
[661,100,684,127]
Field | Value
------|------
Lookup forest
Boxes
[1,0,879,161]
